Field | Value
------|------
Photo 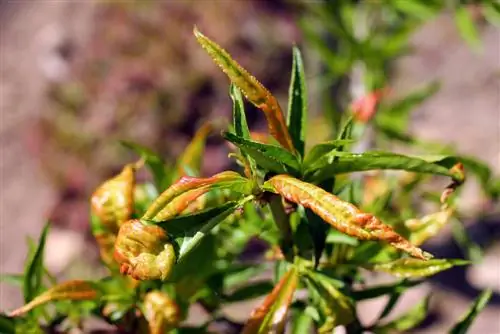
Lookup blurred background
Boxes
[0,0,499,332]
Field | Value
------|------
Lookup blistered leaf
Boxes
[373,295,431,333]
[141,291,181,334]
[177,122,213,177]
[242,267,298,334]
[305,151,464,184]
[142,171,251,220]
[287,46,307,157]
[449,289,492,334]
[454,6,481,52]
[10,280,98,317]
[224,132,301,175]
[194,27,295,152]
[91,164,135,234]
[406,208,453,246]
[368,258,469,278]
[114,220,176,281]
[121,141,169,190]
[304,270,354,331]
[23,223,50,304]
[263,175,431,259]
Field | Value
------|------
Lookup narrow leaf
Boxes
[303,139,354,167]
[373,294,431,333]
[449,289,492,334]
[194,27,295,152]
[10,280,98,317]
[223,132,301,175]
[263,175,431,259]
[224,281,274,302]
[368,258,469,278]
[406,208,453,246]
[176,122,213,177]
[0,274,24,287]
[351,279,422,301]
[23,223,50,303]
[242,267,298,334]
[306,151,464,184]
[454,6,481,52]
[287,46,307,156]
[142,171,251,220]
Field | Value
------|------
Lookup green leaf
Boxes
[287,46,308,157]
[454,6,481,52]
[230,84,257,176]
[303,139,354,167]
[0,274,24,287]
[176,122,212,177]
[326,230,359,246]
[304,270,354,331]
[121,141,169,190]
[10,280,99,317]
[373,294,431,333]
[224,264,269,289]
[305,151,464,184]
[391,0,440,20]
[291,308,314,334]
[451,218,483,262]
[351,279,422,301]
[449,289,492,334]
[223,132,301,175]
[483,2,500,27]
[224,281,274,302]
[23,223,50,304]
[0,314,16,334]
[368,258,469,278]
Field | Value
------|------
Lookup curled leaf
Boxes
[406,208,453,246]
[141,291,181,334]
[263,175,431,259]
[194,27,295,152]
[143,171,250,220]
[368,258,469,278]
[242,267,298,334]
[91,164,135,234]
[176,122,213,177]
[9,280,98,317]
[114,220,176,281]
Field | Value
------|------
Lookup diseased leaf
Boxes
[142,171,251,220]
[373,295,431,333]
[305,151,464,184]
[304,270,354,331]
[194,27,295,152]
[223,132,301,175]
[287,46,307,157]
[406,208,453,246]
[263,175,431,259]
[176,122,213,177]
[121,141,169,190]
[141,291,180,334]
[449,289,492,334]
[10,280,98,317]
[230,84,257,177]
[23,223,50,304]
[454,6,481,52]
[368,258,469,278]
[242,267,298,334]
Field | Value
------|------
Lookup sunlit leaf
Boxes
[291,309,314,334]
[176,122,213,177]
[303,139,354,166]
[373,294,431,333]
[263,175,431,259]
[368,258,469,278]
[23,222,50,304]
[142,171,251,221]
[406,208,453,246]
[194,27,295,152]
[304,270,354,331]
[10,280,98,317]
[223,132,301,175]
[305,151,464,184]
[449,289,492,334]
[287,46,307,157]
[242,267,298,334]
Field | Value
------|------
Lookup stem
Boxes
[268,195,294,262]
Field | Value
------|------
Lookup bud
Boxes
[114,220,176,281]
[91,164,135,234]
[141,291,181,334]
